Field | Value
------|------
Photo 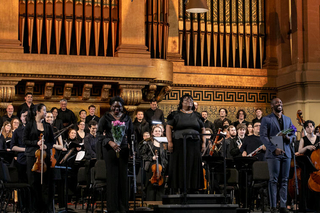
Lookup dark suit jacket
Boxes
[260,113,294,159]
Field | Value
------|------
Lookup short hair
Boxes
[60,99,67,103]
[79,109,87,115]
[201,111,208,115]
[219,108,228,116]
[252,120,261,126]
[255,108,262,112]
[304,120,315,129]
[109,96,125,106]
[205,128,213,134]
[236,123,247,131]
[136,110,144,114]
[88,120,98,128]
[236,109,247,119]
[88,105,96,110]
[25,92,33,97]
[51,107,59,113]
[20,108,28,116]
[150,99,158,103]
[222,118,230,125]
[228,125,236,131]
[143,131,150,136]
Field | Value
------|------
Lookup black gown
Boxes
[97,112,133,213]
[167,111,204,191]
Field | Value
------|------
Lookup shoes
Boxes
[279,207,289,213]
[270,207,277,213]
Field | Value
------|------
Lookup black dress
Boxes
[167,111,204,191]
[301,136,320,212]
[139,140,167,201]
[97,112,133,213]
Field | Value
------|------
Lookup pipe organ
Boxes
[146,0,169,59]
[179,0,265,68]
[19,0,119,56]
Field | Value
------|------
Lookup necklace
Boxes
[181,109,193,113]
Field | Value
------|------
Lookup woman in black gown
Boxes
[23,104,55,213]
[166,94,206,192]
[298,120,320,212]
[97,96,133,213]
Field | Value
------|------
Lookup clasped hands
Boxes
[109,141,121,152]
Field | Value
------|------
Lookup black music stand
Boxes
[0,151,15,165]
[233,156,258,208]
[182,133,227,204]
[58,154,77,213]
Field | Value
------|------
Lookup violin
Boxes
[31,133,47,184]
[288,153,302,200]
[308,143,320,192]
[209,128,221,156]
[150,150,164,186]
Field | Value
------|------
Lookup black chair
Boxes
[250,161,269,213]
[75,167,88,210]
[90,160,107,213]
[219,168,239,204]
[0,160,31,213]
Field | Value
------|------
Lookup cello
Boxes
[150,150,164,186]
[308,143,320,192]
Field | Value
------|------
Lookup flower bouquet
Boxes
[276,124,297,136]
[111,120,126,158]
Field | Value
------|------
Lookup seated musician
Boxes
[241,121,266,161]
[298,120,320,212]
[83,120,98,189]
[228,123,247,159]
[0,121,12,151]
[139,125,168,201]
[202,128,213,156]
[45,111,66,151]
[224,125,237,158]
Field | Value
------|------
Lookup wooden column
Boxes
[116,0,149,58]
[0,0,23,53]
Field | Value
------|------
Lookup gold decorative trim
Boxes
[172,83,277,91]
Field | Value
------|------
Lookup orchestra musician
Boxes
[298,120,320,212]
[139,125,168,201]
[228,123,247,159]
[166,94,205,193]
[23,103,55,213]
[97,96,133,213]
[260,98,294,213]
[0,121,12,151]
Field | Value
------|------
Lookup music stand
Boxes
[0,151,15,165]
[58,154,77,213]
[233,156,258,208]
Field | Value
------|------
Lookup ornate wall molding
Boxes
[119,84,145,105]
[82,84,93,100]
[44,82,54,99]
[164,88,277,103]
[63,83,73,100]
[0,81,19,102]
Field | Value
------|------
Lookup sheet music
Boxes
[75,151,85,161]
[154,137,168,143]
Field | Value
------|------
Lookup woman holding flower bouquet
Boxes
[97,96,133,213]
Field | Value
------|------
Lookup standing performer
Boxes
[298,120,320,212]
[139,125,168,201]
[23,104,55,213]
[166,94,205,193]
[260,98,294,213]
[97,96,133,213]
